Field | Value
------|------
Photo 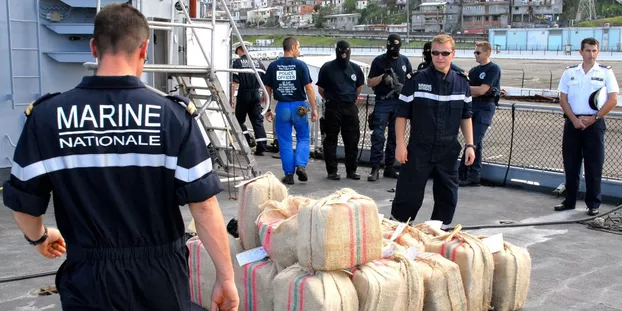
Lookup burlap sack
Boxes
[425,227,494,311]
[412,223,445,239]
[490,242,531,311]
[188,235,244,309]
[381,255,425,311]
[297,188,382,271]
[238,172,288,250]
[414,252,468,311]
[351,260,402,310]
[380,219,427,253]
[273,264,359,311]
[257,196,314,270]
[236,258,278,311]
[381,239,407,258]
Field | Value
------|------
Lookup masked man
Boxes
[316,40,365,180]
[366,34,412,181]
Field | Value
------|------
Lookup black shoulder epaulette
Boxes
[25,92,61,117]
[565,65,578,69]
[457,71,469,81]
[166,95,197,117]
[599,64,612,69]
[406,70,419,80]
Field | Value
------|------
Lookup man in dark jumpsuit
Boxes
[459,41,501,186]
[391,34,475,229]
[232,42,268,155]
[418,41,464,72]
[1,4,239,311]
[316,40,365,180]
[366,34,412,181]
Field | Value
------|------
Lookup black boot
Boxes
[383,166,399,178]
[368,167,380,182]
[296,166,308,182]
[281,174,294,185]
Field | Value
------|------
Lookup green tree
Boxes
[314,5,335,28]
[343,0,357,13]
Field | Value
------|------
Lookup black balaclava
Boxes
[422,41,432,64]
[386,34,402,58]
[335,40,351,68]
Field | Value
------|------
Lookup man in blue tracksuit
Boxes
[263,37,318,184]
[366,34,412,181]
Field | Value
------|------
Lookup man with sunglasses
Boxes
[366,34,413,182]
[458,41,501,187]
[391,34,475,229]
[418,41,465,73]
[316,40,365,180]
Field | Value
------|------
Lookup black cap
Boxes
[423,41,432,51]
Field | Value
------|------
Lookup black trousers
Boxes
[236,90,268,152]
[57,238,191,311]
[562,117,605,210]
[391,143,461,225]
[322,102,360,175]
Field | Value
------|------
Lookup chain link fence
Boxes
[256,94,622,181]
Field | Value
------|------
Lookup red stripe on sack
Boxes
[349,205,355,267]
[251,261,270,311]
[188,240,195,303]
[451,241,465,262]
[243,262,250,311]
[360,202,368,263]
[287,277,295,310]
[239,183,250,245]
[196,240,203,305]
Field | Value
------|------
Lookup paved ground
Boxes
[1,155,621,311]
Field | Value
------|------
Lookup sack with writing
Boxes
[297,188,382,271]
[238,172,288,250]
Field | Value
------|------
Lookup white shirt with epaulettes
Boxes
[557,62,619,115]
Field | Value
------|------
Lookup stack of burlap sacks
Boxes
[186,172,532,311]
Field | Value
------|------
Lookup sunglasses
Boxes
[474,51,482,55]
[431,50,452,56]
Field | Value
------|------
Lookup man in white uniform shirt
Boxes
[556,37,619,216]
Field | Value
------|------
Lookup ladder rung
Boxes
[217,68,266,74]
[14,76,41,79]
[219,176,247,183]
[198,107,222,112]
[190,94,214,100]
[204,126,230,132]
[148,20,214,30]
[11,48,39,51]
[186,85,211,90]
[149,26,173,31]
[10,19,37,23]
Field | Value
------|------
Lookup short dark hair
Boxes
[283,37,298,52]
[93,3,150,56]
[581,38,599,50]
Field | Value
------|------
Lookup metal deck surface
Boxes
[1,155,621,311]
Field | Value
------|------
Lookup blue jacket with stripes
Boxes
[396,66,473,160]
[2,75,223,250]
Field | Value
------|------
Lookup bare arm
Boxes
[598,92,619,118]
[559,93,577,121]
[367,75,384,88]
[12,212,45,242]
[470,85,491,97]
[318,86,326,100]
[189,196,235,283]
[460,118,474,145]
[396,117,407,146]
[305,83,317,112]
[231,82,239,106]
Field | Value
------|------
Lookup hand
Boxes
[464,147,476,166]
[396,143,408,164]
[35,228,66,259]
[210,279,239,311]
[265,111,273,122]
[231,98,235,108]
[572,117,587,130]
[579,115,596,128]
[311,110,318,122]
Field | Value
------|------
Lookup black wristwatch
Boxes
[25,227,48,246]
[465,144,476,151]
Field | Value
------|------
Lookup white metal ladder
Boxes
[5,0,43,108]
[88,0,270,182]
